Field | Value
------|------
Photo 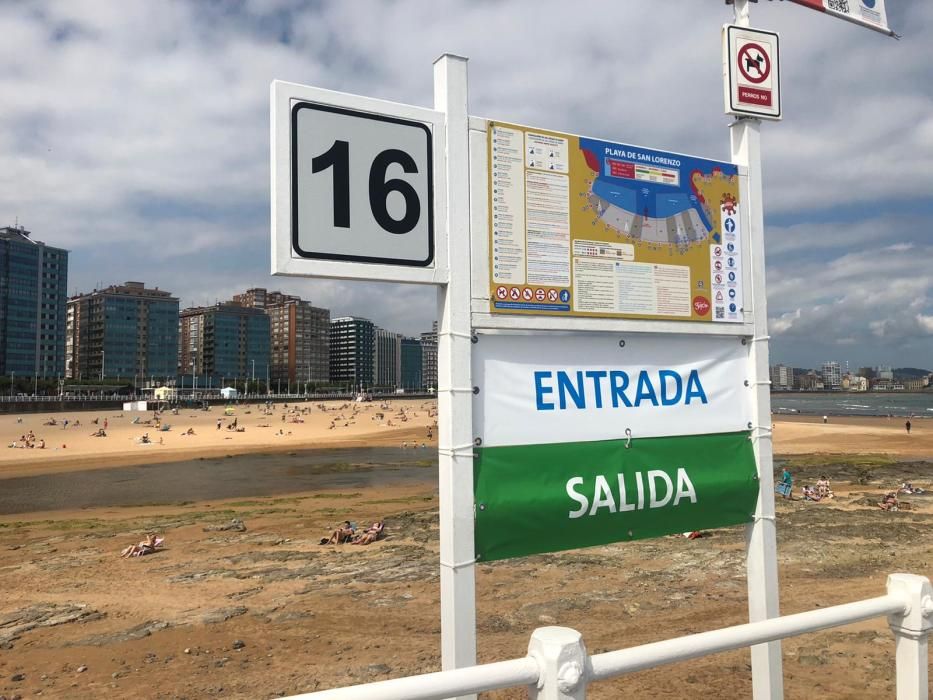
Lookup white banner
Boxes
[791,0,893,36]
[473,332,752,448]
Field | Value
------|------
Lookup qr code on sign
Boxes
[827,0,850,12]
[715,307,725,320]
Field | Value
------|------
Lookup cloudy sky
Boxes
[2,0,931,369]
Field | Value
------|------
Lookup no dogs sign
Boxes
[723,25,781,120]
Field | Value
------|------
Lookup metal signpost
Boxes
[272,4,897,698]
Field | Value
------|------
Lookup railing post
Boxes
[886,573,933,700]
[527,627,588,700]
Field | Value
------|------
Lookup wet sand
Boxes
[0,447,436,515]
[773,414,933,459]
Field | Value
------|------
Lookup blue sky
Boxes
[2,0,931,369]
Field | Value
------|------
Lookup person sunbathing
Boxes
[120,533,163,558]
[815,476,834,499]
[351,521,385,545]
[879,492,899,511]
[802,486,821,502]
[320,521,356,545]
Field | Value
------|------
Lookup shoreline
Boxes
[3,409,933,480]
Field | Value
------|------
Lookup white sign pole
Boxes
[433,53,478,699]
[731,2,784,699]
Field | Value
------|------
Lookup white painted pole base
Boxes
[886,573,933,700]
[527,627,588,700]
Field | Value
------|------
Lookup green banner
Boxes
[474,431,758,561]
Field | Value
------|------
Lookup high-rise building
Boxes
[420,321,438,391]
[233,288,329,385]
[821,361,842,389]
[179,303,269,386]
[0,226,68,378]
[66,282,178,381]
[769,364,793,391]
[374,328,401,389]
[400,337,423,391]
[329,317,374,389]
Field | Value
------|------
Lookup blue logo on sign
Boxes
[729,303,737,313]
[726,243,735,253]
[863,0,875,7]
[727,257,735,268]
[724,218,736,233]
[559,290,570,303]
[728,271,736,282]
[728,288,736,299]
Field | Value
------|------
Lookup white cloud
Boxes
[0,1,931,353]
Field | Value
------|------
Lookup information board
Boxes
[488,122,744,323]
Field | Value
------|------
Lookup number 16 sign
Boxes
[271,80,446,283]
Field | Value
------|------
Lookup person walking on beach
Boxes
[905,419,911,435]
[216,418,222,430]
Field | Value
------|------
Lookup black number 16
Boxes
[311,139,421,235]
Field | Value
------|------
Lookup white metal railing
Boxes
[285,573,933,700]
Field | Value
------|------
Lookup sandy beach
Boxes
[0,399,437,478]
[3,408,931,479]
[1,404,931,698]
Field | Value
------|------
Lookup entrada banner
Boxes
[472,332,758,561]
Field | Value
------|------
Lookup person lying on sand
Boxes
[802,486,821,502]
[351,521,385,545]
[320,521,356,545]
[120,533,164,558]
[879,492,899,511]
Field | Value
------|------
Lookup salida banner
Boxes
[472,332,759,561]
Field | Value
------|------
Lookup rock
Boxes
[201,607,248,625]
[203,519,247,533]
[232,639,246,650]
[537,615,557,624]
[10,674,25,682]
[365,664,392,677]
[184,648,191,654]
[68,620,170,647]
[76,665,87,673]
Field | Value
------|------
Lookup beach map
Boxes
[489,122,745,323]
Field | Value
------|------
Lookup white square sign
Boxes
[723,25,781,120]
[271,80,447,284]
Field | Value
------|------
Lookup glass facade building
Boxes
[179,303,270,386]
[0,226,68,378]
[66,282,179,381]
[374,328,401,389]
[400,337,423,391]
[232,288,330,385]
[329,317,375,389]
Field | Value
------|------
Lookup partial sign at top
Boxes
[488,122,745,324]
[789,0,894,37]
[724,25,781,121]
[271,80,446,285]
